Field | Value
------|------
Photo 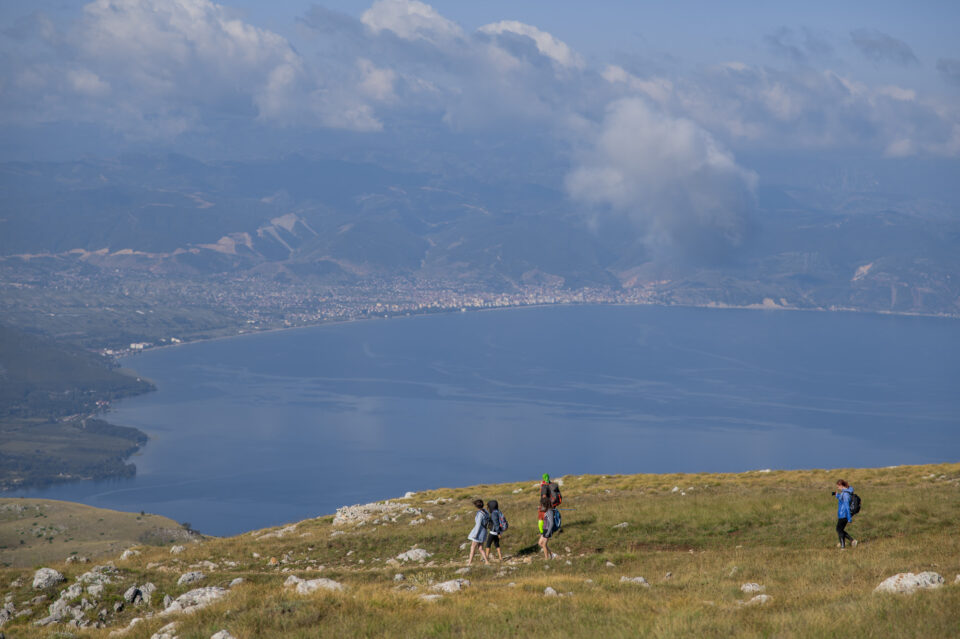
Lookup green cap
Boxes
[543,473,550,482]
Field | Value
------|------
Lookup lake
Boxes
[17,305,960,536]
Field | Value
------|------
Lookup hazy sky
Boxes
[1,1,958,201]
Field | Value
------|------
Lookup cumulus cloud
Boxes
[0,0,387,138]
[361,0,463,45]
[566,98,757,260]
[478,21,585,70]
[850,29,919,66]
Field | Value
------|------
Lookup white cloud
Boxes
[478,21,584,70]
[566,98,757,258]
[361,0,462,45]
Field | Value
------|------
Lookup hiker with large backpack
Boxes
[484,499,508,561]
[537,495,557,559]
[537,473,562,535]
[833,479,859,549]
[467,499,491,565]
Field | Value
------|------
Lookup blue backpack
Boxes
[496,510,508,532]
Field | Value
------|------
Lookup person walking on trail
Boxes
[467,499,490,565]
[538,473,562,535]
[833,479,858,549]
[538,495,557,559]
[484,499,507,562]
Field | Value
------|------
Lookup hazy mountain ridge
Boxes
[1,155,958,319]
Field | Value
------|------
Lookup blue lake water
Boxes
[15,305,960,536]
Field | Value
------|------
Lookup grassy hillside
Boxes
[1,463,958,638]
[0,499,194,569]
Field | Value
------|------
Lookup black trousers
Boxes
[836,518,853,546]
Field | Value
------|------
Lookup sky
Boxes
[1,0,958,243]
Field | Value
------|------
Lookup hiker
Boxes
[537,473,562,534]
[538,495,557,559]
[833,479,858,548]
[484,499,507,561]
[467,498,490,565]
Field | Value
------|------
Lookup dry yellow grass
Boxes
[1,463,958,638]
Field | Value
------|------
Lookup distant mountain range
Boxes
[1,154,958,316]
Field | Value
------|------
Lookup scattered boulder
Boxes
[170,545,186,555]
[119,549,141,561]
[605,561,616,568]
[394,574,406,582]
[32,568,66,590]
[740,594,772,606]
[613,522,630,529]
[124,586,142,605]
[140,582,157,605]
[284,576,345,594]
[150,621,178,639]
[177,572,206,586]
[163,587,228,615]
[333,501,423,526]
[211,631,236,639]
[397,548,432,563]
[740,583,765,593]
[432,579,469,594]
[544,587,558,597]
[87,584,105,598]
[874,572,944,594]
[65,555,89,564]
[454,567,470,575]
[620,576,651,587]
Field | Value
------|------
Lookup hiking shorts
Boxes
[483,533,500,549]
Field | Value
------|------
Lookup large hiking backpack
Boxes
[541,481,562,507]
[849,492,861,516]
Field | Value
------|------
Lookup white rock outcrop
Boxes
[874,572,944,594]
[210,630,237,639]
[543,587,558,597]
[396,548,432,563]
[333,501,422,526]
[740,583,765,593]
[163,587,227,615]
[177,572,206,586]
[170,545,186,554]
[32,568,65,590]
[620,576,650,587]
[119,549,141,561]
[284,576,345,594]
[431,579,469,593]
[150,621,178,639]
[741,594,772,606]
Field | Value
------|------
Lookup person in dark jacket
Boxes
[484,499,505,561]
[834,479,857,548]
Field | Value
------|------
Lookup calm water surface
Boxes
[16,305,960,535]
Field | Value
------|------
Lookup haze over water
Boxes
[21,305,960,536]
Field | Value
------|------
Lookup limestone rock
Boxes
[544,587,558,597]
[210,631,236,639]
[605,561,616,568]
[874,572,944,594]
[162,587,227,615]
[150,621,179,639]
[177,572,206,586]
[170,545,186,555]
[419,594,443,602]
[394,574,406,582]
[229,578,245,588]
[613,522,629,529]
[119,549,141,561]
[432,579,469,594]
[620,576,650,587]
[454,567,470,575]
[741,594,772,606]
[32,568,65,590]
[740,583,765,593]
[396,548,432,563]
[140,582,157,605]
[87,584,105,598]
[284,576,345,594]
